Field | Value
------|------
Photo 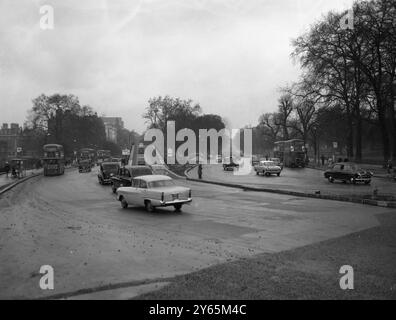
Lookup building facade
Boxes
[101,117,124,143]
[0,123,22,162]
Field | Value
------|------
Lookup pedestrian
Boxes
[11,166,16,178]
[321,155,325,166]
[4,162,10,177]
[387,159,393,174]
[198,164,203,180]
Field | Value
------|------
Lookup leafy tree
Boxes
[27,94,108,157]
[292,0,396,161]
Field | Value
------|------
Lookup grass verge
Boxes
[136,212,396,300]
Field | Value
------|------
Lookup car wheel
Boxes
[328,176,334,183]
[120,197,128,209]
[350,177,356,184]
[265,172,270,177]
[174,204,182,212]
[256,171,259,175]
[277,173,280,177]
[365,180,371,185]
[145,200,155,212]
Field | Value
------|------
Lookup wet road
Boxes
[0,168,392,299]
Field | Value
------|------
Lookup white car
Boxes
[116,175,192,212]
[270,158,284,170]
[254,160,282,176]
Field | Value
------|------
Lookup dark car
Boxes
[324,162,372,184]
[98,162,120,185]
[223,156,240,171]
[111,165,153,193]
[78,159,92,173]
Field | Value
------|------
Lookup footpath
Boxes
[0,169,43,194]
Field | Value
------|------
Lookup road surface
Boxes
[0,168,392,299]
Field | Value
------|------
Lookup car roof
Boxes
[123,165,152,170]
[102,162,119,165]
[134,175,172,182]
[334,162,356,165]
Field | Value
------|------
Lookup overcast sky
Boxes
[0,0,354,133]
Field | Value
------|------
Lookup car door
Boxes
[125,179,139,204]
[339,164,348,180]
[343,164,353,181]
[122,169,132,187]
[112,168,122,188]
[138,179,149,205]
[330,164,341,180]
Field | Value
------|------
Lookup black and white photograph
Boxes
[0,0,395,305]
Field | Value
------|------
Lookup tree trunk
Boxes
[354,102,362,162]
[389,82,396,160]
[378,100,390,162]
[346,105,354,158]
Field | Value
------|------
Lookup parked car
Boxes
[223,156,240,171]
[116,175,192,212]
[254,160,282,176]
[111,165,153,193]
[98,162,120,185]
[324,162,372,184]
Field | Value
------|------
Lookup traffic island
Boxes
[186,177,396,208]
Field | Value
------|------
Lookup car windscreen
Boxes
[132,168,152,177]
[102,164,118,172]
[45,159,58,165]
[148,180,175,188]
[261,161,275,166]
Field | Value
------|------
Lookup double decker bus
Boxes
[43,144,65,176]
[96,150,111,165]
[78,148,96,166]
[274,139,307,168]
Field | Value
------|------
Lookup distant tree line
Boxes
[255,0,395,163]
[24,93,126,158]
[142,95,226,154]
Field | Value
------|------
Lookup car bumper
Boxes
[355,177,371,182]
[151,198,192,207]
[256,169,281,173]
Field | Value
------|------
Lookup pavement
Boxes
[0,169,43,191]
[0,167,393,299]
